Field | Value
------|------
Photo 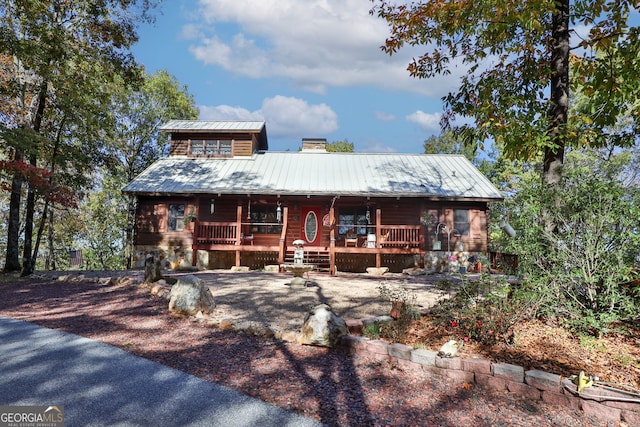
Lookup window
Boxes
[248,205,282,234]
[168,204,185,231]
[338,208,371,236]
[304,211,318,242]
[454,209,469,236]
[190,139,232,156]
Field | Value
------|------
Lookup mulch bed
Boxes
[0,276,613,427]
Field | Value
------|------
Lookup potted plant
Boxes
[184,207,197,222]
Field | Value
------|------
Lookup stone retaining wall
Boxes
[338,330,640,425]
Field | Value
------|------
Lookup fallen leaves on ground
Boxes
[398,316,640,390]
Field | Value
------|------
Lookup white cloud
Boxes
[375,111,396,122]
[188,0,460,96]
[359,140,397,153]
[406,110,442,132]
[198,104,262,121]
[179,23,201,40]
[261,95,338,137]
[198,95,338,139]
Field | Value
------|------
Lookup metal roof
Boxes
[123,152,503,201]
[159,120,266,132]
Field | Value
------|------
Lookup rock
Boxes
[218,319,234,330]
[402,267,426,276]
[298,304,349,348]
[437,339,461,358]
[168,275,216,316]
[98,277,116,286]
[366,267,389,276]
[280,331,299,343]
[144,254,162,283]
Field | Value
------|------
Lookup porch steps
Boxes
[284,250,331,272]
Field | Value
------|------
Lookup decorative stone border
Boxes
[338,326,640,425]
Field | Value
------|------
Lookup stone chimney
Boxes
[301,138,327,152]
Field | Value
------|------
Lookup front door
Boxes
[301,206,322,245]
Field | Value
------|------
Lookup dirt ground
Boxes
[1,271,615,427]
[163,269,451,335]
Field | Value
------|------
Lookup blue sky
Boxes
[131,0,460,153]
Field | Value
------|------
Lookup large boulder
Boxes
[168,275,215,316]
[298,304,348,348]
[144,254,162,283]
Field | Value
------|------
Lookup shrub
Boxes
[362,321,381,339]
[492,149,640,337]
[377,282,421,342]
[430,275,540,346]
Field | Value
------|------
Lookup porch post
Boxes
[235,203,242,267]
[192,197,200,266]
[329,205,336,275]
[375,208,381,268]
[278,206,289,268]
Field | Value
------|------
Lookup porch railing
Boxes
[379,225,423,247]
[196,221,238,245]
[195,221,424,249]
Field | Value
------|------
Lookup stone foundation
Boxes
[132,245,209,270]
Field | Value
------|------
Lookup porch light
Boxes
[210,199,215,214]
[276,202,282,223]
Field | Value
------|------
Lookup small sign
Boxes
[69,249,83,266]
[0,405,64,427]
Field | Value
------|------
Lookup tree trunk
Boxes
[20,155,37,276]
[545,0,570,183]
[20,83,47,277]
[31,199,49,269]
[46,204,56,270]
[20,187,36,275]
[125,194,137,269]
[542,0,570,233]
[4,172,23,272]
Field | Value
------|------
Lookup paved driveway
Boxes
[0,317,324,427]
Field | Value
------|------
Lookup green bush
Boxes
[493,149,640,337]
[431,275,540,345]
[362,321,381,339]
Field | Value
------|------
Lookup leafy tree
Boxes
[370,1,639,188]
[326,139,354,152]
[505,148,640,335]
[105,70,198,268]
[80,175,128,270]
[423,131,477,163]
[0,0,158,274]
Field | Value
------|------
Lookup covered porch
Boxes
[192,204,426,273]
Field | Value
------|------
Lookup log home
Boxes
[123,120,503,273]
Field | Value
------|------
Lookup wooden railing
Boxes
[196,221,238,245]
[379,225,422,247]
[195,221,423,249]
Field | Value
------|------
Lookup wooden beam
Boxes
[235,203,243,266]
[278,206,288,268]
[329,205,336,275]
[376,208,381,268]
[192,197,200,266]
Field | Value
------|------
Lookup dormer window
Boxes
[190,139,232,156]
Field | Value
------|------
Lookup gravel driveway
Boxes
[174,270,447,336]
